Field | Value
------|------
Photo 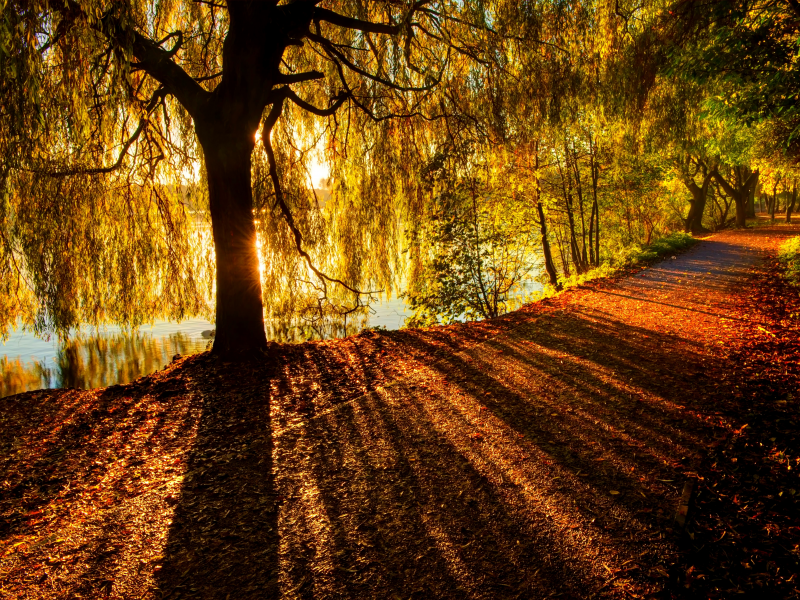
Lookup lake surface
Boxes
[0,297,411,398]
[1,275,544,398]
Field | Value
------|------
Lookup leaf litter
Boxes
[0,225,799,598]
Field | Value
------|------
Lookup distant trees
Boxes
[405,175,540,324]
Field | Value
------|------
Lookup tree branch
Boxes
[37,87,168,177]
[154,30,183,58]
[712,170,739,198]
[308,32,443,92]
[41,121,146,177]
[130,30,210,117]
[260,97,373,304]
[313,7,399,35]
[275,70,325,84]
[284,87,349,116]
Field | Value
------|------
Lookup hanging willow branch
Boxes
[261,94,381,314]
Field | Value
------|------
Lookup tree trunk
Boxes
[594,205,600,267]
[201,133,268,356]
[682,168,713,234]
[537,202,561,290]
[589,135,601,267]
[571,149,589,267]
[561,158,583,273]
[735,196,747,227]
[588,200,596,266]
[554,224,570,277]
[787,181,797,223]
[714,167,758,229]
[684,190,707,234]
[746,184,756,218]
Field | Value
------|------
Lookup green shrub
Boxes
[633,232,696,264]
[548,233,697,296]
[778,236,800,286]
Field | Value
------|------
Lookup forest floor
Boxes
[1,222,799,600]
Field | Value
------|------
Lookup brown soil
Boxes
[1,224,799,599]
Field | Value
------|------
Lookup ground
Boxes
[1,223,799,599]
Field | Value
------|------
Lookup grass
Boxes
[544,231,698,296]
[622,231,697,265]
[778,235,800,286]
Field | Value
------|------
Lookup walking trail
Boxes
[1,224,798,599]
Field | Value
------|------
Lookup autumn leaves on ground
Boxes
[2,224,799,600]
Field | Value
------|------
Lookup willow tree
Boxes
[0,0,528,355]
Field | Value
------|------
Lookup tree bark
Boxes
[746,183,756,219]
[589,140,601,267]
[537,202,561,290]
[200,129,268,356]
[713,167,759,228]
[787,181,797,223]
[681,165,714,234]
[560,148,584,273]
[571,148,589,266]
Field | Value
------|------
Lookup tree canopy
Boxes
[1,0,797,354]
[0,0,546,354]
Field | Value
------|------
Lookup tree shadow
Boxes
[150,300,737,599]
[154,357,278,599]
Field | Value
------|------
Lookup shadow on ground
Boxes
[152,302,730,599]
[10,229,796,598]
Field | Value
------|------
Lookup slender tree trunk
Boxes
[589,135,601,267]
[571,149,588,267]
[594,206,600,267]
[588,201,596,266]
[787,181,797,223]
[557,152,581,272]
[201,132,268,356]
[531,142,561,290]
[537,202,561,290]
[562,170,583,272]
[554,223,570,277]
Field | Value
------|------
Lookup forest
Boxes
[1,0,799,598]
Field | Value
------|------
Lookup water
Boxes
[0,278,545,398]
[0,297,411,398]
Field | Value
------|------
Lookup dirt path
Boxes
[1,225,798,599]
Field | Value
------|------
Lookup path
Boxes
[270,227,792,599]
[1,224,797,599]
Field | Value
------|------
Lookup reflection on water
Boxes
[265,313,369,343]
[0,279,549,398]
[0,296,411,398]
[1,332,210,398]
[0,279,554,398]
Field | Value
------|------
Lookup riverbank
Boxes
[1,224,799,599]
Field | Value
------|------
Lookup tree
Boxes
[666,0,800,160]
[405,151,541,325]
[0,0,524,356]
[675,154,715,234]
[712,164,759,227]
